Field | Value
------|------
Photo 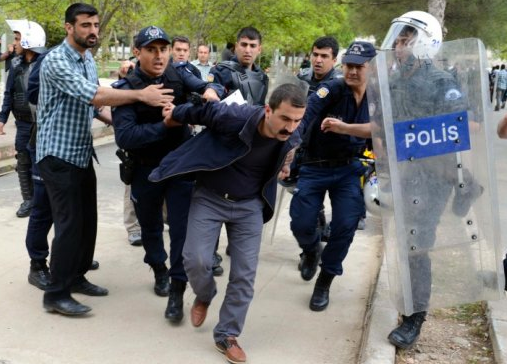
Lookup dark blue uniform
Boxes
[112,63,224,284]
[0,54,40,215]
[290,78,368,276]
[297,67,342,96]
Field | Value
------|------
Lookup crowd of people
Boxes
[1,3,506,363]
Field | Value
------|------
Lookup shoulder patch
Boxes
[110,78,127,89]
[316,87,330,99]
[445,88,462,101]
[206,74,214,82]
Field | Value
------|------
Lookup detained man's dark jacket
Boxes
[148,101,301,223]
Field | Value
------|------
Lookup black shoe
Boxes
[165,280,186,323]
[388,312,427,349]
[212,252,224,277]
[16,199,33,218]
[89,260,100,270]
[71,279,109,296]
[43,297,92,316]
[28,260,51,291]
[298,248,321,281]
[309,269,334,311]
[153,265,169,297]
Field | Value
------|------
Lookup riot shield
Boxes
[368,38,505,315]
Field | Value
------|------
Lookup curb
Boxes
[0,124,115,176]
[488,299,507,364]
[359,254,398,364]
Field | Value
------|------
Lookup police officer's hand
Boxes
[139,84,174,107]
[202,88,220,102]
[119,60,135,78]
[162,104,181,128]
[321,117,347,134]
[0,122,5,135]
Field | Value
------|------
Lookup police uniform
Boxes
[208,56,268,105]
[391,57,467,312]
[112,63,224,292]
[290,77,369,277]
[297,67,342,96]
[0,53,40,216]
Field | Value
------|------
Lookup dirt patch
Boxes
[395,302,494,364]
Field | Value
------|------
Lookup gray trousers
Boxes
[183,186,264,341]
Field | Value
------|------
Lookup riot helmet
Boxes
[380,11,442,60]
[6,20,46,54]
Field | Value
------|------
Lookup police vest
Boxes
[298,67,341,96]
[12,61,34,122]
[122,65,191,164]
[219,61,268,106]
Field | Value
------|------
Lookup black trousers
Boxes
[38,156,97,300]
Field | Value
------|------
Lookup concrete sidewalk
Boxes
[0,126,397,364]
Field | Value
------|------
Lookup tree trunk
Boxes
[428,0,447,37]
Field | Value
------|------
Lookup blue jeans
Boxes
[290,162,365,276]
[130,164,193,281]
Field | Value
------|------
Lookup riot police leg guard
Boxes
[309,269,334,311]
[165,278,187,323]
[16,151,34,218]
[388,311,427,349]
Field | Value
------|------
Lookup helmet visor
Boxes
[381,23,418,51]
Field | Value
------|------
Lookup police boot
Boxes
[151,264,169,297]
[165,279,186,323]
[28,259,51,291]
[309,269,334,311]
[212,251,224,277]
[16,151,33,218]
[298,244,321,281]
[388,311,427,349]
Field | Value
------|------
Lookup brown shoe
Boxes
[215,337,246,363]
[190,298,209,327]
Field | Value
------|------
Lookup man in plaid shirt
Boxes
[36,2,173,316]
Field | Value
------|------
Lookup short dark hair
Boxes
[197,44,210,51]
[312,36,339,58]
[226,42,234,50]
[236,27,262,44]
[171,35,190,48]
[269,83,307,111]
[65,3,98,24]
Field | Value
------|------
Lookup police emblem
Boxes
[316,87,329,98]
[147,26,161,39]
[445,89,462,101]
[207,74,214,82]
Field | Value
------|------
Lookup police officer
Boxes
[171,35,202,79]
[289,41,376,312]
[297,36,341,96]
[112,26,223,324]
[379,11,468,349]
[208,26,268,106]
[0,20,46,218]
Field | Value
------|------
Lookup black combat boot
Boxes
[298,245,321,281]
[309,269,334,311]
[388,311,427,349]
[165,279,187,323]
[28,259,51,290]
[212,251,224,277]
[151,264,169,297]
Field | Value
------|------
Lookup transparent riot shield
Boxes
[262,61,309,244]
[368,38,505,315]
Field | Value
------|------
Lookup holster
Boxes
[116,149,136,185]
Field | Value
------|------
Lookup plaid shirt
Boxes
[497,69,507,90]
[36,39,99,168]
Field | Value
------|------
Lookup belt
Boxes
[201,185,249,202]
[303,158,353,168]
